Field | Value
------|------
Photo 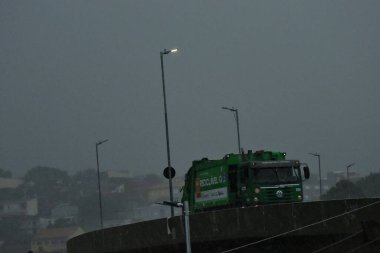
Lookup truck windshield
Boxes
[252,167,300,184]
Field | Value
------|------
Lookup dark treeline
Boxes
[321,173,380,200]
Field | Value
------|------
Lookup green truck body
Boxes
[181,150,310,212]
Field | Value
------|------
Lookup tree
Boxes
[22,166,70,216]
[356,173,380,198]
[48,218,75,228]
[0,188,24,202]
[69,168,98,200]
[0,168,12,178]
[321,180,365,200]
[143,173,163,185]
[24,166,69,186]
[76,193,102,230]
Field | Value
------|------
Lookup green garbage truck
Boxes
[181,150,310,212]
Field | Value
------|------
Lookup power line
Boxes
[346,235,380,253]
[311,230,362,253]
[220,200,380,253]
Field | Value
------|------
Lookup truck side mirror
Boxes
[303,166,310,179]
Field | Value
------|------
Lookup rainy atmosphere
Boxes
[0,1,380,252]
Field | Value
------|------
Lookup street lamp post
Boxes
[160,48,178,217]
[160,201,191,253]
[309,153,322,199]
[346,163,355,181]
[221,106,241,154]
[96,139,108,229]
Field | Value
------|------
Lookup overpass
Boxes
[68,198,380,253]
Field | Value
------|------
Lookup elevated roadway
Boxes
[68,198,380,253]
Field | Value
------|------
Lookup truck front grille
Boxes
[262,187,294,203]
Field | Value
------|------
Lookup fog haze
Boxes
[1,1,379,178]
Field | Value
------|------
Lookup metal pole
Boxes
[235,109,241,154]
[160,50,174,217]
[346,163,355,181]
[96,143,104,229]
[318,155,322,198]
[309,153,322,199]
[222,107,241,154]
[96,139,108,229]
[184,201,191,253]
[160,200,191,252]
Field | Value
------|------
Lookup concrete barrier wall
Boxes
[68,198,380,253]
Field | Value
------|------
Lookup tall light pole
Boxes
[222,106,241,154]
[160,48,178,217]
[309,152,322,199]
[346,162,355,181]
[96,139,108,229]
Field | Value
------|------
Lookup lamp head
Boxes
[96,139,109,146]
[222,106,237,112]
[162,48,178,55]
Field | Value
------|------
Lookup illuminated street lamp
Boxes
[96,139,108,229]
[221,106,241,154]
[309,152,322,199]
[160,48,178,217]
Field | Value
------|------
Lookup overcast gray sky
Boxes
[1,1,379,178]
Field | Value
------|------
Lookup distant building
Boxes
[141,178,183,219]
[107,170,132,179]
[38,217,56,229]
[51,204,79,223]
[111,184,125,193]
[30,227,84,253]
[0,198,38,217]
[133,204,177,221]
[0,177,23,189]
[0,238,30,253]
[145,178,183,203]
[302,173,330,201]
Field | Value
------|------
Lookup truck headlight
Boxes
[254,197,259,202]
